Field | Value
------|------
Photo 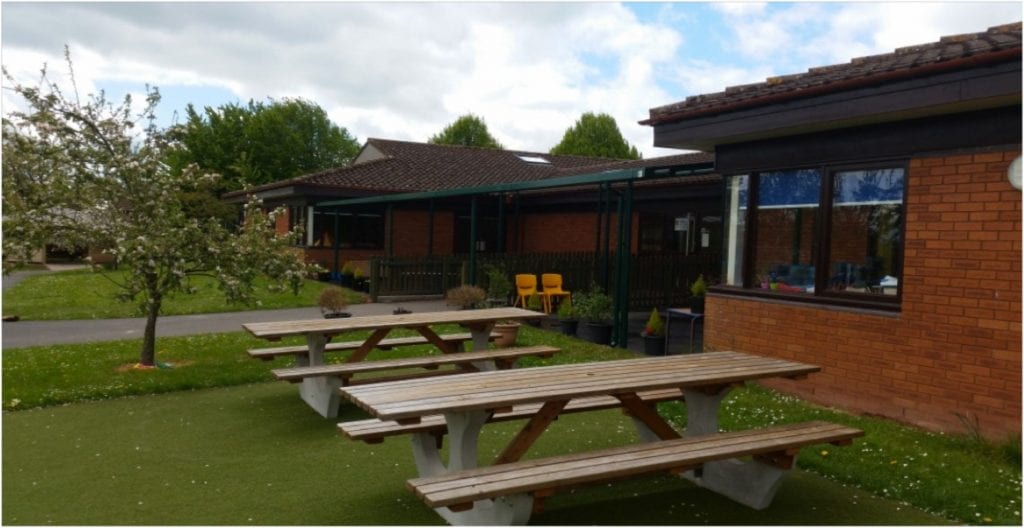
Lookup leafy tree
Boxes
[2,50,316,366]
[549,112,642,160]
[167,98,360,190]
[428,114,504,149]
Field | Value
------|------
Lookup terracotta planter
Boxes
[492,322,521,348]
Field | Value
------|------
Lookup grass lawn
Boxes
[2,326,1020,525]
[2,268,361,320]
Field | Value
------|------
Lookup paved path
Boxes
[1,299,450,348]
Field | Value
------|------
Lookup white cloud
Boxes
[3,2,1019,160]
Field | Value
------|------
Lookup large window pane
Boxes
[722,175,748,286]
[827,168,904,296]
[309,210,384,249]
[753,170,820,293]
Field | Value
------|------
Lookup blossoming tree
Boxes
[2,51,316,366]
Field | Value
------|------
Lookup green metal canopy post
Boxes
[468,195,478,285]
[386,204,394,258]
[332,206,341,280]
[612,182,633,348]
[427,199,435,256]
[496,193,505,253]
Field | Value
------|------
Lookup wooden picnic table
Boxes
[243,307,545,417]
[340,350,826,524]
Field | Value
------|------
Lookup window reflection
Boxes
[827,169,904,296]
[753,170,821,294]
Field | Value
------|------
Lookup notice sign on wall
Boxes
[674,217,688,231]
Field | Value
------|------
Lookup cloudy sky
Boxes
[2,2,1020,158]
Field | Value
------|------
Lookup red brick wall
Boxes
[390,210,455,256]
[518,212,638,253]
[706,148,1022,440]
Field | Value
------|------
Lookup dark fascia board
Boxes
[223,184,390,205]
[311,165,679,207]
[652,61,1022,152]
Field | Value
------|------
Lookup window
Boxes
[722,163,906,307]
[309,208,384,249]
[826,168,904,296]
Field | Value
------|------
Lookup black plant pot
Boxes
[690,296,705,314]
[642,335,666,356]
[559,319,579,336]
[578,322,612,345]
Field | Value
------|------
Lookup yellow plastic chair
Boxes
[541,273,571,314]
[514,274,538,309]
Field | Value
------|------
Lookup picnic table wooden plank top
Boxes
[242,307,545,339]
[339,351,820,421]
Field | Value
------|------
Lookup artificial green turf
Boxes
[1,268,359,320]
[1,326,1018,525]
[2,382,950,525]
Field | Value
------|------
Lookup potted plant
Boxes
[339,261,355,287]
[484,266,513,307]
[690,274,707,315]
[557,298,578,336]
[575,284,613,345]
[446,284,486,310]
[352,267,369,292]
[641,308,666,356]
[318,286,351,319]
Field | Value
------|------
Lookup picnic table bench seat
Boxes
[272,345,560,386]
[248,332,499,361]
[339,388,685,444]
[406,421,863,524]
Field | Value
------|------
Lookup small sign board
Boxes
[674,217,688,231]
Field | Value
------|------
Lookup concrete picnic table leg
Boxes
[297,333,343,418]
[680,385,791,509]
[411,409,533,525]
[465,322,498,372]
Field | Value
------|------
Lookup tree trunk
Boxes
[139,277,162,367]
[139,301,160,366]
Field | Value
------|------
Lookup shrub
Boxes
[526,293,544,311]
[690,274,707,297]
[484,266,512,303]
[575,284,612,323]
[557,298,577,320]
[642,308,664,337]
[446,284,486,309]
[317,286,349,314]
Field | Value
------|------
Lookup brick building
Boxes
[229,138,722,278]
[643,23,1021,439]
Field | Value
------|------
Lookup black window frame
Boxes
[718,159,909,312]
